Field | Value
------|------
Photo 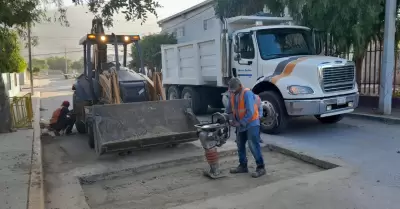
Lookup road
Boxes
[38,74,400,208]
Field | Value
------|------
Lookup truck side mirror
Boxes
[233,35,240,53]
[312,29,323,55]
[233,53,241,61]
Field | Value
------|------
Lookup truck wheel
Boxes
[315,115,344,124]
[167,86,181,100]
[259,91,289,134]
[209,97,224,108]
[182,87,208,115]
[87,123,94,149]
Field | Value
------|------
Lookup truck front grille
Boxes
[322,65,355,92]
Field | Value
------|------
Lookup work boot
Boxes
[251,166,266,178]
[53,130,60,136]
[229,164,248,174]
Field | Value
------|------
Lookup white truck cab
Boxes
[162,15,359,134]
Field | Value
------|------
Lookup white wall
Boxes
[1,73,21,97]
[159,4,221,43]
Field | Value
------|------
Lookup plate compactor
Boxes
[195,113,231,179]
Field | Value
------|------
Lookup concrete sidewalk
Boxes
[347,107,400,124]
[0,93,42,209]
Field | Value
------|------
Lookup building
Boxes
[1,73,22,97]
[157,0,291,44]
[157,0,217,43]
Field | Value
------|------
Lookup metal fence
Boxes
[9,93,33,129]
[323,35,400,97]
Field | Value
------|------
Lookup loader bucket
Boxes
[90,99,199,155]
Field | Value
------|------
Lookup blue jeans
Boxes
[236,126,265,168]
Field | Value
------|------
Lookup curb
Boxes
[346,112,400,124]
[27,92,45,209]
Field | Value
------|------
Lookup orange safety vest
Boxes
[50,107,62,125]
[230,88,259,122]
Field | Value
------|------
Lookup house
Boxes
[157,0,218,43]
[157,0,291,43]
[1,73,22,97]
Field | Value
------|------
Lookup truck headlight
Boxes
[288,85,314,95]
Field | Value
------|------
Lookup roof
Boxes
[157,0,214,25]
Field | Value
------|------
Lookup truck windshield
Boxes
[256,28,314,60]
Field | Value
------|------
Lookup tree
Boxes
[32,58,48,70]
[33,67,41,73]
[73,0,161,27]
[0,29,27,132]
[71,57,84,72]
[46,56,72,72]
[214,0,400,84]
[130,33,177,72]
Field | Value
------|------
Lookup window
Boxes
[172,29,177,38]
[238,33,255,59]
[203,19,213,31]
[256,28,313,60]
[176,27,185,38]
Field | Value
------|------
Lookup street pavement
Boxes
[38,74,400,208]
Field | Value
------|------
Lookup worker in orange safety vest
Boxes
[225,78,266,178]
[49,101,75,136]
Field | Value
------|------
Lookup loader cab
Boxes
[79,34,143,79]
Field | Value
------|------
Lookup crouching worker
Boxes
[49,101,75,136]
[225,78,266,178]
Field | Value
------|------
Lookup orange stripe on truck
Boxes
[271,57,310,84]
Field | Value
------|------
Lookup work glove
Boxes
[230,120,240,127]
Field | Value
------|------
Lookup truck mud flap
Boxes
[91,99,199,155]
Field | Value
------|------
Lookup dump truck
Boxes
[161,15,359,134]
[72,19,199,155]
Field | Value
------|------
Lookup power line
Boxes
[22,50,83,57]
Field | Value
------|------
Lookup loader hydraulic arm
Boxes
[91,18,107,74]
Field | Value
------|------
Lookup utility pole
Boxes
[64,47,68,74]
[379,0,397,115]
[28,23,34,94]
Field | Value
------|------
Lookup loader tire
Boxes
[87,122,94,149]
[75,121,86,134]
[182,87,208,115]
[167,85,181,100]
[259,91,289,135]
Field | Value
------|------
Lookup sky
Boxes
[22,0,207,60]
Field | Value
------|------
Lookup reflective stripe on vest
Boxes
[50,107,62,125]
[230,88,259,122]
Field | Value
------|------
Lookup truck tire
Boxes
[209,94,224,108]
[258,91,289,134]
[315,114,344,124]
[167,85,181,100]
[87,122,95,149]
[181,87,208,115]
[75,120,86,134]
